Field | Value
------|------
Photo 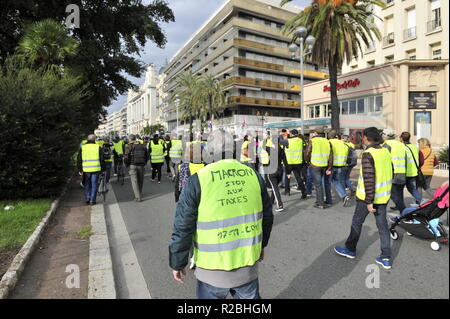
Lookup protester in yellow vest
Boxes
[283,129,307,199]
[169,130,274,299]
[341,134,357,193]
[328,130,351,206]
[418,138,439,198]
[335,127,393,270]
[382,129,408,213]
[77,134,104,205]
[240,134,254,168]
[400,131,423,206]
[148,134,166,183]
[304,128,333,209]
[101,137,114,184]
[112,136,125,177]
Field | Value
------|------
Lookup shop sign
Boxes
[323,78,360,92]
[409,92,436,109]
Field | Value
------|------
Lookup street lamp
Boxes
[289,26,316,135]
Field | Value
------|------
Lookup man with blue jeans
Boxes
[77,134,104,205]
[335,127,393,270]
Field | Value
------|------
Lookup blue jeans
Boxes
[331,167,347,199]
[345,201,391,259]
[84,172,99,203]
[342,166,355,191]
[405,177,422,204]
[311,166,332,205]
[196,279,261,299]
[281,166,286,188]
[391,183,406,212]
[306,166,313,194]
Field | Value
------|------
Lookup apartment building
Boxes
[162,0,328,134]
[126,64,159,134]
[343,0,448,72]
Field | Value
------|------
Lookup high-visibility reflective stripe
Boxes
[312,160,328,164]
[375,191,391,198]
[311,154,329,157]
[83,165,101,168]
[392,157,405,160]
[197,212,262,230]
[358,178,393,189]
[194,234,262,253]
[334,156,347,158]
[83,159,99,162]
[393,164,406,167]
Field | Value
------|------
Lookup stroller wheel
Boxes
[390,231,399,240]
[430,241,440,251]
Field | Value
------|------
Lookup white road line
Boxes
[106,185,152,299]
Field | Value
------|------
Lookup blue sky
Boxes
[107,0,310,114]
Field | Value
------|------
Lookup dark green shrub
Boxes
[438,145,449,165]
[0,60,89,199]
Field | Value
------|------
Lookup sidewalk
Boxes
[10,177,91,299]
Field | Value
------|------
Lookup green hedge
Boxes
[0,60,89,199]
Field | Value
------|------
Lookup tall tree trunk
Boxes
[329,57,340,132]
[189,115,193,134]
[209,95,213,131]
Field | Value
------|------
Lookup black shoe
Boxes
[86,200,90,205]
[301,193,308,199]
[313,204,327,209]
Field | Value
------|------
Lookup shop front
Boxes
[301,60,449,147]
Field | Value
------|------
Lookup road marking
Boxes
[106,184,152,299]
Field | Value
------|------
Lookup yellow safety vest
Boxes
[383,140,406,174]
[405,143,419,177]
[345,142,355,149]
[240,140,251,162]
[356,147,393,204]
[310,137,331,167]
[113,140,124,156]
[150,140,165,163]
[170,140,183,163]
[178,163,206,176]
[285,137,303,165]
[81,144,101,173]
[329,138,348,167]
[194,160,262,271]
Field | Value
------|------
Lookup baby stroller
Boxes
[389,185,449,251]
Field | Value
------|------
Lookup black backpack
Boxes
[346,145,358,166]
[131,143,147,165]
[102,145,112,160]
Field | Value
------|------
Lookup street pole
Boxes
[176,103,179,134]
[299,39,304,136]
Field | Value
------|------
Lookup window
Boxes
[349,100,357,114]
[326,104,332,117]
[430,42,441,59]
[357,99,365,113]
[309,105,321,118]
[404,8,416,40]
[367,95,383,113]
[406,49,416,60]
[367,60,375,67]
[341,101,349,115]
[428,0,441,32]
[385,55,394,63]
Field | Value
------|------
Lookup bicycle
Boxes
[97,172,108,202]
[116,155,125,185]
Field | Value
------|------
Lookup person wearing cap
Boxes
[335,127,393,270]
[304,128,333,209]
[283,129,307,199]
[382,129,407,213]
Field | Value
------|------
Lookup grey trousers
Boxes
[129,165,145,200]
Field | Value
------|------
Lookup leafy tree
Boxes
[281,0,384,130]
[0,58,89,199]
[16,19,78,73]
[142,123,165,136]
[196,74,226,131]
[438,145,449,165]
[0,0,175,133]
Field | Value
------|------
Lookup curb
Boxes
[0,177,72,299]
[88,203,116,299]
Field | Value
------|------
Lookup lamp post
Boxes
[288,26,316,136]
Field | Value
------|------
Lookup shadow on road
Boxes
[275,226,380,299]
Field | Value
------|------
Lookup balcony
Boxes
[382,32,395,47]
[403,27,416,41]
[365,42,376,54]
[221,76,301,92]
[427,19,442,33]
[233,38,290,57]
[233,57,328,79]
[384,0,394,7]
[228,96,300,108]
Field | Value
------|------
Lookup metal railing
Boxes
[435,163,448,171]
[403,27,416,40]
[427,19,442,33]
[382,32,395,46]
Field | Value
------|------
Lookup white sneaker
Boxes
[189,257,195,269]
[114,173,117,177]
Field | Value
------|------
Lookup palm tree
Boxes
[196,74,226,131]
[170,71,202,134]
[281,0,385,131]
[16,19,79,73]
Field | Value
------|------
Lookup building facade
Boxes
[162,0,328,135]
[342,0,448,72]
[126,64,159,134]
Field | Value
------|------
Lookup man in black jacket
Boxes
[169,130,274,299]
[124,134,148,202]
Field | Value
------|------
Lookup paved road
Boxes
[103,166,449,299]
